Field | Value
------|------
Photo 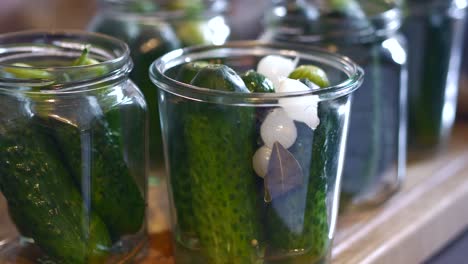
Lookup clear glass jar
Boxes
[89,0,231,176]
[458,14,468,117]
[403,0,467,156]
[0,31,148,263]
[150,42,363,263]
[262,0,408,209]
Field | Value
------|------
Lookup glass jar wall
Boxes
[89,0,231,176]
[458,13,468,117]
[0,31,148,263]
[403,0,467,156]
[150,42,363,264]
[262,0,408,208]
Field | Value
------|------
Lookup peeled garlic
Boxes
[261,108,297,149]
[277,78,321,130]
[252,145,272,178]
[257,55,296,89]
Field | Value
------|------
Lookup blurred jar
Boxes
[262,0,408,209]
[404,0,467,156]
[458,13,468,117]
[89,0,231,178]
[0,31,148,263]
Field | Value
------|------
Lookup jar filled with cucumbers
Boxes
[150,42,363,263]
[0,31,148,263]
[89,0,231,177]
[262,0,408,209]
[403,0,467,157]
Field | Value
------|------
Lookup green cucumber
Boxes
[172,64,261,262]
[3,63,53,80]
[167,99,196,238]
[190,64,249,92]
[241,70,275,93]
[40,111,145,240]
[184,103,261,263]
[175,61,211,83]
[0,118,111,263]
[288,65,330,88]
[166,64,204,240]
[265,101,342,262]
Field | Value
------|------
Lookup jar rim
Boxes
[405,0,468,16]
[265,1,403,43]
[98,0,227,19]
[0,30,132,94]
[150,41,364,105]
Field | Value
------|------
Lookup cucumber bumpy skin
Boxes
[164,95,197,239]
[168,61,222,243]
[0,118,111,264]
[169,63,262,263]
[40,112,146,240]
[265,101,343,263]
[184,103,261,263]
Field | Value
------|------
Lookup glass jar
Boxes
[89,0,231,177]
[151,42,363,263]
[403,0,467,156]
[458,15,468,117]
[0,31,148,263]
[262,0,408,209]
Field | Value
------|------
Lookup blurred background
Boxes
[1,0,467,118]
[0,0,97,32]
[0,0,268,41]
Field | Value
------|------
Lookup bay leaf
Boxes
[264,141,304,200]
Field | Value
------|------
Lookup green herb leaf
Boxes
[264,142,303,200]
[72,46,101,66]
[4,63,53,80]
[71,46,108,78]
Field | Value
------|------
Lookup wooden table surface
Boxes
[2,123,468,263]
[333,123,468,263]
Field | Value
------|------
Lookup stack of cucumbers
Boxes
[164,57,340,263]
[0,50,145,263]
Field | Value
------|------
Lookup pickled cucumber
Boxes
[0,118,111,263]
[40,111,145,240]
[184,104,261,263]
[264,101,341,263]
[174,64,261,262]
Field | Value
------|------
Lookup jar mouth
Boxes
[150,41,364,105]
[0,30,132,94]
[405,0,468,16]
[406,0,467,8]
[266,1,402,43]
[99,0,227,19]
